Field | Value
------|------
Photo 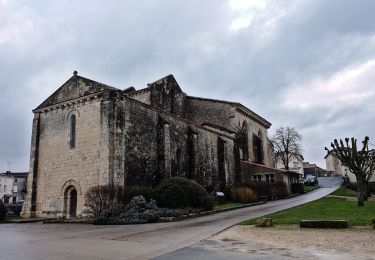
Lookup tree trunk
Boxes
[356,175,364,206]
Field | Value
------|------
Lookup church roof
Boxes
[34,72,271,129]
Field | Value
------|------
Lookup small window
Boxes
[14,178,17,183]
[252,175,262,181]
[266,174,275,183]
[70,114,76,148]
[4,185,7,193]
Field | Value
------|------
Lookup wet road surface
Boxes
[0,177,341,260]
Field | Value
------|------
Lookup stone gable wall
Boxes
[184,98,235,131]
[34,98,103,217]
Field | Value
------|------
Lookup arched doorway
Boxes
[64,185,77,218]
[69,189,77,217]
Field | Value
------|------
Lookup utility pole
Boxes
[6,161,16,171]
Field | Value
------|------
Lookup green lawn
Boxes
[330,187,357,197]
[213,202,245,210]
[241,197,375,226]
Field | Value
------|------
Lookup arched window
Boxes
[70,114,76,148]
[253,130,264,164]
[236,121,249,161]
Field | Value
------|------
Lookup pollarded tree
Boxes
[271,127,303,170]
[325,137,375,206]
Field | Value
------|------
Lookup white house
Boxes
[0,172,14,204]
[276,154,304,176]
[325,152,375,183]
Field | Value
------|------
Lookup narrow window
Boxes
[252,175,262,181]
[70,114,76,148]
[266,174,275,183]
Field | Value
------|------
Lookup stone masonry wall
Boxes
[34,98,103,217]
[122,97,236,191]
[184,97,235,131]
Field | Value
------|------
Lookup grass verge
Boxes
[213,202,246,210]
[304,185,318,193]
[330,187,357,197]
[241,197,375,226]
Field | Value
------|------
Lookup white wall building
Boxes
[0,171,27,204]
[276,154,304,176]
[325,153,375,183]
[0,172,14,203]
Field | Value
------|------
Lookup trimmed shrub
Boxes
[270,181,289,198]
[223,186,232,201]
[125,186,158,204]
[231,186,258,203]
[245,181,272,198]
[256,218,273,227]
[0,201,6,221]
[291,183,304,194]
[84,184,125,217]
[157,177,213,210]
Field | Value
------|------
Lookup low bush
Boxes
[270,181,289,198]
[157,177,213,210]
[291,183,304,194]
[256,217,273,227]
[0,201,6,220]
[84,184,125,217]
[245,181,272,198]
[125,186,158,204]
[231,186,258,203]
[94,196,161,225]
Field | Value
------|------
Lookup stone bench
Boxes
[300,220,348,228]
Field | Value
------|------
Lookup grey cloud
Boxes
[1,0,375,170]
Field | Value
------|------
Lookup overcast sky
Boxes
[1,0,375,172]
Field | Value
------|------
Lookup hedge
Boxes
[291,183,304,194]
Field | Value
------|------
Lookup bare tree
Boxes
[325,137,375,206]
[271,127,303,170]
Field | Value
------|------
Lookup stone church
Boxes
[21,71,282,218]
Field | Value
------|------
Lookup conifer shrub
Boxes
[223,186,232,201]
[156,177,213,210]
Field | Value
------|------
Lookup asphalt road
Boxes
[156,176,343,260]
[0,177,341,260]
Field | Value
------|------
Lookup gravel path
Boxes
[206,225,375,260]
